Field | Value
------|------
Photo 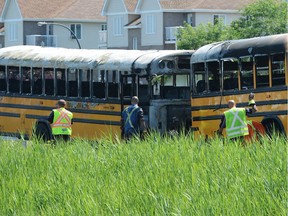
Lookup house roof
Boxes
[17,0,105,21]
[124,0,138,12]
[158,0,255,11]
[0,0,4,17]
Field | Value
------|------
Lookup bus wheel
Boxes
[262,118,284,137]
[35,123,51,142]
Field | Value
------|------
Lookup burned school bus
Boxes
[0,46,193,140]
[190,33,288,138]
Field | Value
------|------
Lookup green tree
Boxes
[176,0,288,49]
[229,0,288,39]
[177,21,228,50]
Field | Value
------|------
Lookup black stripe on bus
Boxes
[191,99,287,111]
[0,112,20,118]
[192,86,288,99]
[0,103,121,116]
[25,114,121,126]
[193,110,288,121]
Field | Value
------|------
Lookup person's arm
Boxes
[47,111,54,124]
[218,115,226,134]
[138,108,146,131]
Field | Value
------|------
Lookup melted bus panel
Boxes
[190,33,288,138]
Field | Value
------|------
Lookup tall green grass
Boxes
[0,133,286,215]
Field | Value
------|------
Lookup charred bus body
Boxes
[0,46,193,140]
[190,33,288,137]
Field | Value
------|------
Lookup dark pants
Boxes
[53,134,71,142]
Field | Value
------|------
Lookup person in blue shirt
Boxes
[121,96,146,140]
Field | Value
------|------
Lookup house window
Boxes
[132,37,138,50]
[213,14,226,25]
[146,14,155,34]
[113,16,123,36]
[8,23,17,41]
[70,24,82,39]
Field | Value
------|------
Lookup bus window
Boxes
[68,69,78,97]
[81,69,91,98]
[176,74,190,99]
[138,76,149,102]
[178,58,190,69]
[22,67,31,94]
[44,68,54,95]
[272,53,285,86]
[56,69,66,96]
[123,72,132,98]
[32,68,42,95]
[162,74,174,99]
[0,66,6,92]
[8,66,20,93]
[108,70,119,98]
[93,70,105,99]
[193,63,206,94]
[240,57,254,89]
[223,60,239,90]
[207,61,220,92]
[255,55,269,88]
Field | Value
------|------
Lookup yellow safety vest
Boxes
[224,107,249,139]
[52,108,73,135]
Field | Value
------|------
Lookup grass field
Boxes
[0,133,286,215]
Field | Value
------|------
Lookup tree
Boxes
[229,0,288,39]
[177,21,229,50]
[176,0,288,49]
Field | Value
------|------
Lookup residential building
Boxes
[0,0,107,49]
[102,0,255,50]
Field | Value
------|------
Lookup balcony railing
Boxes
[165,26,183,43]
[26,35,57,47]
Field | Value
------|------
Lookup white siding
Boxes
[141,12,163,46]
[107,15,128,48]
[4,0,23,47]
[195,12,241,26]
[53,22,102,49]
[140,0,161,11]
[106,0,126,13]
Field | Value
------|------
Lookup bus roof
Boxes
[134,50,194,74]
[191,33,288,64]
[0,46,150,71]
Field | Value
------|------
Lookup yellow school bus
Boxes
[190,33,288,138]
[0,46,193,140]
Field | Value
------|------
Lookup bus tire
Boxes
[261,117,284,137]
[34,121,52,142]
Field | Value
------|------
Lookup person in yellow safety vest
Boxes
[48,99,73,142]
[121,96,147,140]
[218,93,257,141]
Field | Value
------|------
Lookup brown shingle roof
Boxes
[18,0,105,21]
[124,0,138,12]
[0,0,5,16]
[159,0,255,10]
